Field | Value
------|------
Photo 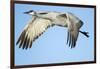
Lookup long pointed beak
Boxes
[23,10,34,14]
[23,11,29,14]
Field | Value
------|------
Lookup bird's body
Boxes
[16,10,89,49]
[31,11,81,27]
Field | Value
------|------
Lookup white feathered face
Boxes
[24,10,36,15]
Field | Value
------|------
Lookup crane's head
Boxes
[24,10,36,16]
[24,10,49,16]
[24,10,50,19]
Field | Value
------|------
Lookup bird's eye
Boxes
[39,13,48,14]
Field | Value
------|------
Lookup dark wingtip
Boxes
[16,31,30,50]
[66,32,77,49]
[29,41,32,48]
[25,39,30,50]
[16,40,19,45]
[16,36,21,45]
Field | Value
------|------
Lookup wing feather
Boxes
[67,13,79,48]
[16,17,52,49]
[67,25,79,48]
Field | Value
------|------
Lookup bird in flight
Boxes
[16,10,89,49]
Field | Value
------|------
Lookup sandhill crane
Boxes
[16,10,89,49]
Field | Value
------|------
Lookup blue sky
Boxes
[15,3,95,65]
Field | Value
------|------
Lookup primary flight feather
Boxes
[16,10,89,49]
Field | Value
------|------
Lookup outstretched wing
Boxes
[67,13,80,48]
[67,26,79,48]
[16,17,53,49]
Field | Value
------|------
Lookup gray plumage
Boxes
[16,10,89,49]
